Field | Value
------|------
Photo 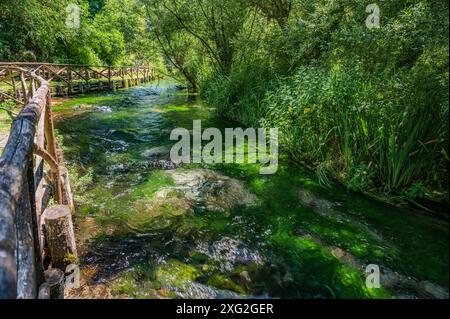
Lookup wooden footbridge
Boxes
[0,62,156,299]
[0,62,155,105]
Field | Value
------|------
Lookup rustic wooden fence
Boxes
[0,62,155,105]
[0,63,155,299]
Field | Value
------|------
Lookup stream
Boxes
[53,81,449,299]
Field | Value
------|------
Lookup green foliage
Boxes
[0,0,159,66]
[200,0,449,202]
[203,59,276,126]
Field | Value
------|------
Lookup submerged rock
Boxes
[299,230,449,299]
[146,160,181,170]
[95,105,113,113]
[142,145,172,159]
[297,188,384,241]
[72,104,93,111]
[329,246,363,269]
[417,281,449,299]
[194,237,264,272]
[239,271,252,284]
[157,169,260,212]
[153,259,247,299]
[173,281,247,299]
[298,189,334,215]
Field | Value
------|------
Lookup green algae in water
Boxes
[55,82,449,299]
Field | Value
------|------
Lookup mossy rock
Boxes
[155,260,200,289]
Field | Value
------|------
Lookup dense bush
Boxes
[202,1,449,202]
[203,60,277,126]
[262,58,448,199]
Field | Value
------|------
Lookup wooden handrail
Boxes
[0,63,156,105]
[0,72,49,298]
[0,66,77,299]
[0,61,152,69]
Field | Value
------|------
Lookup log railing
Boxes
[0,62,156,105]
[0,67,77,299]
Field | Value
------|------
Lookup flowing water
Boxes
[53,81,449,299]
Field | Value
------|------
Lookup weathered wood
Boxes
[38,283,50,299]
[27,153,45,289]
[35,174,52,262]
[31,78,36,96]
[78,82,84,94]
[20,71,29,105]
[43,93,62,204]
[1,63,155,103]
[33,108,46,262]
[16,159,37,299]
[0,244,16,299]
[60,167,74,211]
[11,70,17,98]
[43,269,65,299]
[34,103,46,185]
[33,144,58,172]
[108,67,113,90]
[67,70,73,95]
[43,205,78,269]
[0,77,49,299]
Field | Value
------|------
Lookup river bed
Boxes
[53,81,449,299]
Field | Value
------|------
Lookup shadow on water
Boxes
[54,81,449,299]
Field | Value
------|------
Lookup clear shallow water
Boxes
[54,81,449,299]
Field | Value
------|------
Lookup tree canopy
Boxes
[1,0,448,201]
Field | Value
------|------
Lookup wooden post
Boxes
[121,67,125,88]
[78,82,84,94]
[30,78,36,96]
[108,66,113,90]
[67,69,73,95]
[60,167,74,211]
[44,92,63,204]
[56,83,63,96]
[34,100,46,263]
[43,205,78,269]
[10,70,17,99]
[20,71,29,104]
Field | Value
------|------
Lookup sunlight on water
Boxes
[54,81,448,299]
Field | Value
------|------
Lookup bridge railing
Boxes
[0,68,76,299]
[0,62,156,104]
